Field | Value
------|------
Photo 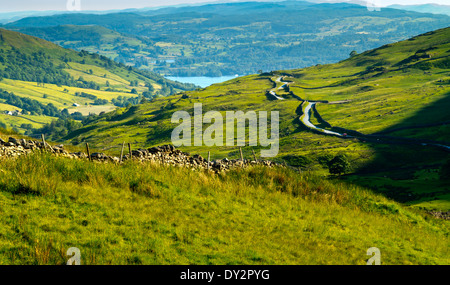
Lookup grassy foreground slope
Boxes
[65,27,450,212]
[0,151,448,265]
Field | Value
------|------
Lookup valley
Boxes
[57,26,450,213]
[0,1,448,266]
[5,2,450,77]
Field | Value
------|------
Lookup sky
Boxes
[0,0,449,13]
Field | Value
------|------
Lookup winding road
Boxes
[267,77,286,100]
[268,75,450,153]
[300,101,345,137]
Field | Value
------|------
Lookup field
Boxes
[0,152,448,265]
[0,27,197,133]
[0,78,139,132]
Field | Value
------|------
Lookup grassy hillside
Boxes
[0,151,448,265]
[11,25,158,68]
[0,28,196,133]
[65,27,450,212]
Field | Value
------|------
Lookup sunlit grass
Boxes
[0,153,448,265]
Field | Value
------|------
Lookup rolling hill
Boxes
[8,25,158,68]
[5,1,450,76]
[388,4,450,17]
[0,28,197,133]
[62,26,450,212]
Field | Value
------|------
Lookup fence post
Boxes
[41,134,54,152]
[128,143,132,160]
[86,143,91,161]
[207,151,211,172]
[41,134,46,151]
[240,147,244,167]
[120,142,125,163]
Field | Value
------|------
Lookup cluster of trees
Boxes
[74,92,109,105]
[0,48,73,85]
[284,153,351,175]
[111,96,141,107]
[74,91,97,100]
[0,89,87,121]
[0,48,103,89]
[0,89,60,117]
[30,118,83,141]
[93,98,109,105]
[75,76,101,90]
[327,154,351,176]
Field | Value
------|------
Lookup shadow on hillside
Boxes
[343,92,450,208]
[374,90,450,140]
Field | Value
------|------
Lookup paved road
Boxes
[267,77,287,100]
[299,101,450,152]
[300,101,346,137]
[268,74,450,152]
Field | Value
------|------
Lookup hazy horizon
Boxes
[0,0,449,13]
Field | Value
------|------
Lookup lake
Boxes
[166,75,240,88]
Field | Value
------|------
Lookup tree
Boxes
[349,50,358,58]
[61,108,70,118]
[327,154,351,175]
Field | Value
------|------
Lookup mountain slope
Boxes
[0,28,195,91]
[9,25,159,68]
[0,28,196,133]
[65,27,450,211]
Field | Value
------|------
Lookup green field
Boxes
[0,153,448,265]
[0,28,196,133]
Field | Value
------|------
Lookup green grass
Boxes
[0,153,448,265]
[0,79,138,110]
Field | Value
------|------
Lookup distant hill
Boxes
[389,4,450,16]
[0,28,197,134]
[6,2,450,76]
[0,28,195,90]
[8,25,160,68]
